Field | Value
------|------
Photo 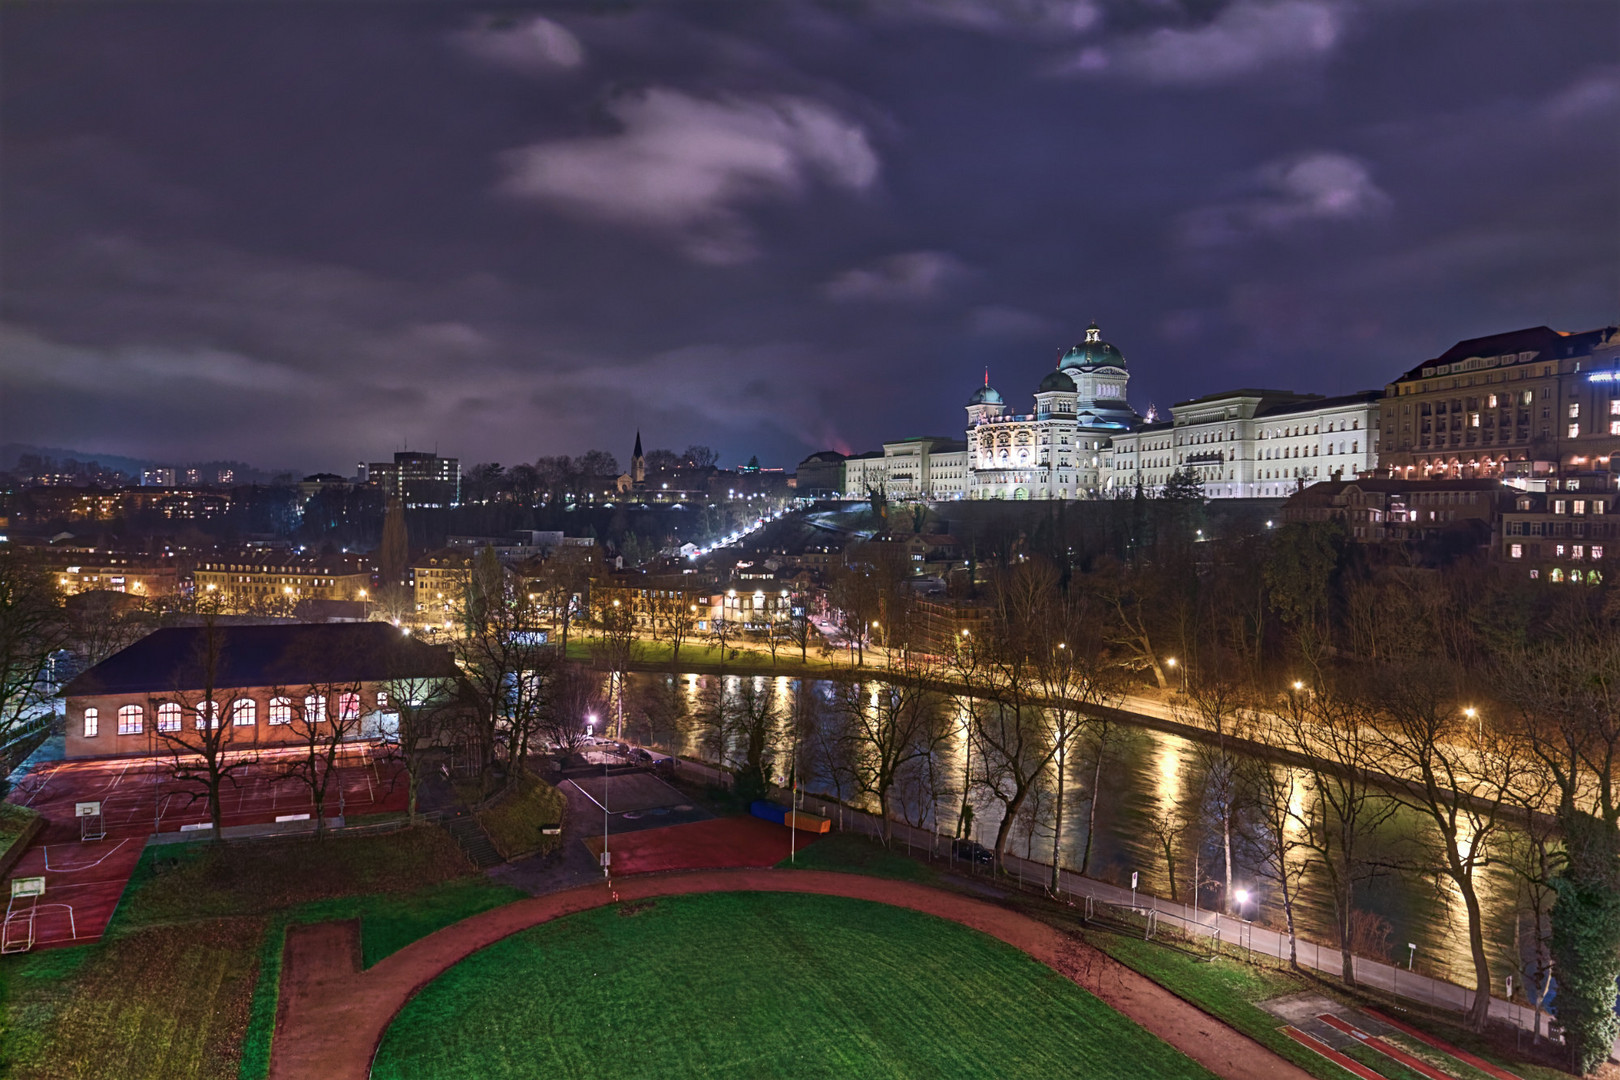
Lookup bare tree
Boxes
[1499,626,1620,1068]
[148,618,261,841]
[1372,663,1528,1032]
[1263,684,1399,986]
[652,595,701,668]
[0,547,67,757]
[381,672,458,823]
[272,676,367,836]
[1178,676,1252,911]
[1247,761,1313,968]
[836,655,950,846]
[1145,805,1189,901]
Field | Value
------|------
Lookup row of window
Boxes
[1510,543,1606,560]
[81,691,381,738]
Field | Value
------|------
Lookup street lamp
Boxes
[1291,680,1305,692]
[1464,706,1479,735]
[1234,888,1252,960]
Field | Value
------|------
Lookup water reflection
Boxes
[616,670,1527,987]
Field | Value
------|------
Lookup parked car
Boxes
[951,838,995,865]
[629,747,653,763]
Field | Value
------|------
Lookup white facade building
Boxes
[1103,389,1382,498]
[964,322,1140,500]
[841,438,970,501]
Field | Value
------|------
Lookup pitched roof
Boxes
[64,622,457,698]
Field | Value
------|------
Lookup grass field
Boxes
[0,826,526,1080]
[373,891,1219,1080]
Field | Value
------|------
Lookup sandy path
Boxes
[269,868,1314,1080]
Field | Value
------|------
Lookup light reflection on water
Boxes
[617,671,1530,987]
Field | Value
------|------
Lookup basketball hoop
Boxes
[76,801,106,842]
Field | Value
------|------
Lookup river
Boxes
[613,670,1538,992]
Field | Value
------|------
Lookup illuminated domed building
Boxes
[964,322,1141,499]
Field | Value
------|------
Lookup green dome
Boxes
[1038,370,1076,393]
[1059,321,1126,371]
[969,384,1003,406]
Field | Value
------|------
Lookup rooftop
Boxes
[64,622,456,698]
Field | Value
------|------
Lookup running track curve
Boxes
[268,868,1315,1080]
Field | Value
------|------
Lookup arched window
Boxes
[269,697,293,725]
[118,704,143,735]
[232,699,257,727]
[305,695,327,722]
[339,692,360,721]
[157,703,183,732]
[83,708,99,738]
[196,702,219,730]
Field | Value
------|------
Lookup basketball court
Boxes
[567,772,696,816]
[2,742,407,951]
[582,815,823,876]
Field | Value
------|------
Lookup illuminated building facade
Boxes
[1378,325,1620,483]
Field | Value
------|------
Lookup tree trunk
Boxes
[1049,748,1066,891]
[1281,875,1299,969]
[1162,838,1178,901]
[1223,806,1234,913]
[1081,752,1103,876]
[1458,875,1493,1031]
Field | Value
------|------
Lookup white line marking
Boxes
[43,838,130,873]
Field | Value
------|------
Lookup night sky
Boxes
[3,2,1616,474]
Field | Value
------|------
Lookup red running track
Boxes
[3,743,406,950]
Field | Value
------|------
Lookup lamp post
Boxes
[1234,888,1252,960]
[1464,706,1479,736]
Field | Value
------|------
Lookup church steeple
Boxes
[631,430,646,484]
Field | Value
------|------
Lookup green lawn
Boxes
[0,801,40,861]
[0,827,526,1080]
[373,891,1218,1080]
[1,918,264,1080]
[477,772,566,860]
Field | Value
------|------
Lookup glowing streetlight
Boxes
[1464,705,1480,735]
[1234,888,1253,960]
[1292,680,1305,692]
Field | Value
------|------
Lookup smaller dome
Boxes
[969,384,1004,406]
[1038,370,1076,393]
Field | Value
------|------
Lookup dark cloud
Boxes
[0,1,1615,473]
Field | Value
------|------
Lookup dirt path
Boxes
[270,868,1315,1080]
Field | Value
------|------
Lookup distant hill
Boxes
[0,443,284,484]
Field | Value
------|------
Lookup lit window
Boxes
[377,691,389,708]
[232,699,256,727]
[1556,544,1567,557]
[1530,569,1540,579]
[1551,568,1564,583]
[196,702,219,730]
[1510,544,1523,559]
[1570,403,1581,418]
[1575,500,1587,515]
[1611,420,1620,436]
[269,697,293,725]
[1555,500,1567,514]
[339,692,361,721]
[83,708,99,738]
[1569,423,1581,439]
[1611,400,1620,416]
[1575,545,1586,559]
[305,695,327,722]
[158,703,183,732]
[117,704,143,735]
